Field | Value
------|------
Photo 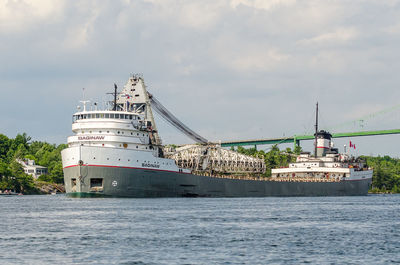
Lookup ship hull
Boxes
[63,165,372,197]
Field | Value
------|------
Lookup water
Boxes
[0,195,399,265]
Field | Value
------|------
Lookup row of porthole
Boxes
[81,130,146,137]
[118,144,149,150]
[93,157,171,165]
[68,157,172,166]
[79,143,150,150]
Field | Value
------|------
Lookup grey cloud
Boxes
[1,0,400,156]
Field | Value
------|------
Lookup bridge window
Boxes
[110,114,114,118]
[129,115,133,120]
[125,115,129,119]
[105,114,109,118]
[115,114,119,119]
[96,113,100,118]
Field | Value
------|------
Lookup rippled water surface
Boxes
[1,195,399,264]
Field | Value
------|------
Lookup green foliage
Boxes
[0,134,10,159]
[37,174,53,182]
[6,160,36,193]
[360,155,400,193]
[236,145,301,177]
[0,133,67,192]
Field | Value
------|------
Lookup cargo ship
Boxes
[61,75,372,197]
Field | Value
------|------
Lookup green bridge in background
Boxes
[220,129,400,149]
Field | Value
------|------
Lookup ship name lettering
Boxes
[78,136,105,141]
[142,163,160,168]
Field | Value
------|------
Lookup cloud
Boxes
[132,0,226,30]
[0,0,65,33]
[297,28,358,46]
[230,0,297,10]
[214,40,291,72]
[1,0,400,156]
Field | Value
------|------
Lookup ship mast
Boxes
[106,84,118,111]
[314,102,318,158]
[113,83,117,111]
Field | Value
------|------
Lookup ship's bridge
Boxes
[68,110,155,152]
[72,111,142,124]
[71,111,145,132]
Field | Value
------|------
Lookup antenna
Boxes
[82,88,85,100]
[106,84,119,111]
[80,100,90,112]
[314,102,318,158]
[114,83,117,111]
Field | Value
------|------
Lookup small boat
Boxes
[0,190,20,196]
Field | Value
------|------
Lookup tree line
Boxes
[0,133,67,194]
[360,155,400,193]
[234,145,302,177]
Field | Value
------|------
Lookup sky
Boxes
[1,0,400,157]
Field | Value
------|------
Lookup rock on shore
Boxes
[34,181,65,194]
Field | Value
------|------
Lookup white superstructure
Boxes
[62,75,189,174]
[271,130,373,182]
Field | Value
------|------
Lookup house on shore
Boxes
[17,159,48,179]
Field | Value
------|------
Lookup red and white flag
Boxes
[349,141,356,149]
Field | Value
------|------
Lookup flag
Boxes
[349,141,356,149]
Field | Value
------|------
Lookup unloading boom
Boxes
[148,93,208,144]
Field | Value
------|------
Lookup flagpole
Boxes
[314,102,318,158]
